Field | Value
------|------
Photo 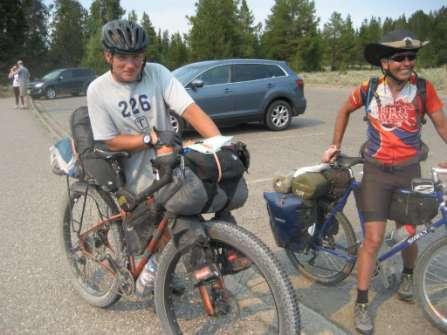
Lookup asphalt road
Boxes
[1,86,446,335]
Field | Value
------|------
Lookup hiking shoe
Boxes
[354,303,373,334]
[398,273,414,302]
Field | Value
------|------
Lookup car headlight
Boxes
[34,83,44,88]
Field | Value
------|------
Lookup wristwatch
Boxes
[143,134,151,147]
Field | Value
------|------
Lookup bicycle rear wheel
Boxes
[286,207,357,285]
[154,221,300,335]
[415,236,447,332]
[61,182,125,308]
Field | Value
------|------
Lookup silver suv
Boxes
[170,58,306,133]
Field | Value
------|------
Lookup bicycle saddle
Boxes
[94,147,130,160]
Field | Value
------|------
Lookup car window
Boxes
[60,70,73,79]
[196,65,230,86]
[72,69,86,78]
[232,64,286,82]
[42,70,63,81]
[173,63,210,84]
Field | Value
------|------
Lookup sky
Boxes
[70,0,445,34]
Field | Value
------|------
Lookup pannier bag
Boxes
[321,167,351,201]
[264,192,317,251]
[389,180,439,225]
[291,172,328,200]
[70,106,125,192]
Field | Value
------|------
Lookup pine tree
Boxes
[188,0,241,60]
[323,12,344,70]
[167,33,189,69]
[49,0,87,68]
[0,0,27,81]
[22,0,50,78]
[127,9,138,22]
[82,0,124,74]
[141,12,161,62]
[236,0,260,57]
[262,0,321,71]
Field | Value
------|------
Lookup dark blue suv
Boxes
[170,59,306,132]
[29,68,96,99]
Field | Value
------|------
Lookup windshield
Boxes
[172,63,211,85]
[42,69,63,81]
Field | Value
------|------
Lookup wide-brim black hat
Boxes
[364,29,429,66]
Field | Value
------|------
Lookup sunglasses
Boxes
[389,53,417,62]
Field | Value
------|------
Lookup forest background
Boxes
[1,0,446,94]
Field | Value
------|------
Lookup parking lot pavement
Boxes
[30,88,447,335]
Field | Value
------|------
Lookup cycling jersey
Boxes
[349,75,443,164]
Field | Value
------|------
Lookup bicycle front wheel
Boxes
[415,236,447,332]
[61,182,125,308]
[154,220,300,335]
[286,208,357,285]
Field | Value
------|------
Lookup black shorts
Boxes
[359,162,421,222]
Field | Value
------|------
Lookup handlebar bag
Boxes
[321,167,351,201]
[389,189,439,225]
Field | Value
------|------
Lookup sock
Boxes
[402,267,413,275]
[356,289,368,304]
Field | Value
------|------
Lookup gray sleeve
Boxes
[157,65,194,116]
[87,84,119,141]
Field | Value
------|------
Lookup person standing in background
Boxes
[8,65,20,109]
[17,60,30,109]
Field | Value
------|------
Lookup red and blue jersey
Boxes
[349,75,443,164]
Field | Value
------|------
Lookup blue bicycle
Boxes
[265,154,447,332]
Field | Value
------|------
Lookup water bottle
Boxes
[385,224,416,247]
[135,255,158,298]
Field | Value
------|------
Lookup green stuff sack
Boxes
[291,172,328,200]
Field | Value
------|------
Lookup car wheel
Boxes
[46,87,56,99]
[169,111,184,136]
[265,100,292,131]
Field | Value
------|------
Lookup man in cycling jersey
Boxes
[322,29,447,334]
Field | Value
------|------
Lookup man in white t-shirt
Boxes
[17,60,30,109]
[87,19,220,195]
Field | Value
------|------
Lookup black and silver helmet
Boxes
[101,19,149,54]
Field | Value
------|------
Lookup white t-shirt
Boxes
[12,73,19,87]
[87,62,193,194]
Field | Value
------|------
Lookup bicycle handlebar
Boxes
[432,167,447,184]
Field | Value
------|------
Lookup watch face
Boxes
[143,134,150,145]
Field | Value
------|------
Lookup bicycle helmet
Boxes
[101,19,149,54]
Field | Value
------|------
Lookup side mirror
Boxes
[58,75,63,81]
[189,79,204,89]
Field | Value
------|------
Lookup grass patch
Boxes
[301,66,447,96]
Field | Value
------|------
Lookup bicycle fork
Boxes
[198,276,229,316]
